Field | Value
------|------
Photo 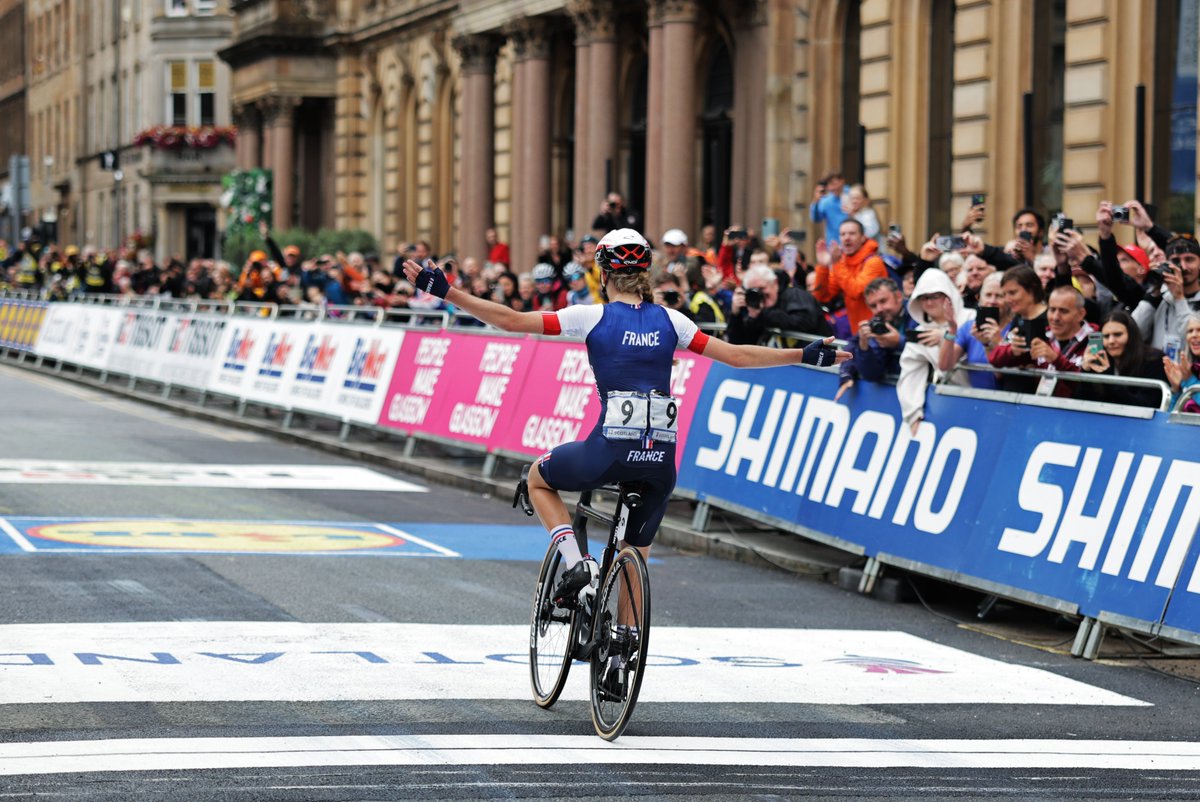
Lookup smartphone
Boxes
[904,328,922,343]
[1024,313,1048,343]
[787,229,807,243]
[888,223,902,238]
[727,228,748,240]
[977,306,1001,326]
[971,193,986,207]
[761,218,781,238]
[936,235,967,251]
[1018,231,1034,243]
[1087,332,1104,355]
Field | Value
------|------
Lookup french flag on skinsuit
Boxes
[257,333,294,379]
[223,328,256,372]
[343,338,388,392]
[296,334,337,385]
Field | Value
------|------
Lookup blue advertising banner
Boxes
[677,363,1200,638]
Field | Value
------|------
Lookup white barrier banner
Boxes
[34,305,124,370]
[208,319,404,424]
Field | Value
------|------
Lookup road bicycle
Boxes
[514,472,651,741]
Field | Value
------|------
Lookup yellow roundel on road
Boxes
[26,520,403,552]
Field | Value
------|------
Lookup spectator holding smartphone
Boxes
[896,268,976,433]
[992,284,1094,397]
[1079,309,1168,409]
[809,171,850,247]
[938,271,1010,390]
[1163,312,1200,412]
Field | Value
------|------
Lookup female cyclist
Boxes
[403,229,849,601]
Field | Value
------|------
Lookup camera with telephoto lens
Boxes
[869,315,891,335]
[744,287,764,309]
[1111,205,1130,223]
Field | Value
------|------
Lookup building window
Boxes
[841,0,863,184]
[166,0,188,17]
[168,61,187,125]
[194,0,216,15]
[1030,0,1066,214]
[197,60,215,125]
[1154,0,1198,231]
[927,0,955,232]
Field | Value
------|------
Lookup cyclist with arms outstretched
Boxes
[403,228,848,630]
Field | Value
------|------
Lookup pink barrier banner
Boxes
[376,331,533,447]
[491,339,712,462]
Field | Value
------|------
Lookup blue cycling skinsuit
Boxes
[536,300,711,547]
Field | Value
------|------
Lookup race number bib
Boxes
[602,391,680,443]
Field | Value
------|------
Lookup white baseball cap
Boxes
[662,229,688,246]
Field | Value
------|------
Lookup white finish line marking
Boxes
[2,735,1199,776]
[0,517,36,552]
[0,623,1146,707]
[0,461,425,491]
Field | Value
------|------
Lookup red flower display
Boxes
[133,125,237,150]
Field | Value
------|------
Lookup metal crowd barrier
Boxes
[945,363,1174,414]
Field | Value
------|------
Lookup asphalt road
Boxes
[1,362,1199,800]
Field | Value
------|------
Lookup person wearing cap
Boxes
[656,228,706,280]
[531,263,568,311]
[1095,200,1162,314]
[565,266,593,306]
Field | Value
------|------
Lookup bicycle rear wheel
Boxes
[589,545,651,741]
[529,541,578,708]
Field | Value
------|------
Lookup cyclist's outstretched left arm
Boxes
[700,334,851,369]
[402,259,545,333]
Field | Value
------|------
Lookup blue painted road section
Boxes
[0,517,602,561]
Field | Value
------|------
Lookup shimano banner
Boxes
[677,364,1200,636]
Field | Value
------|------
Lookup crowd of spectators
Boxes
[3,182,1198,415]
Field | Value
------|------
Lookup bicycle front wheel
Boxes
[589,545,651,741]
[529,541,578,708]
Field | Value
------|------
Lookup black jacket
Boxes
[726,286,832,345]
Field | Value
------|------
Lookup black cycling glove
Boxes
[801,339,839,368]
[415,266,450,298]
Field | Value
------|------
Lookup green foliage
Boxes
[220,225,379,272]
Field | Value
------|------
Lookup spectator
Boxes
[1032,252,1057,292]
[959,254,995,309]
[938,271,1010,391]
[843,183,881,244]
[699,261,733,318]
[566,267,593,306]
[657,228,703,277]
[726,264,831,345]
[1079,309,1168,409]
[576,234,603,300]
[836,276,911,401]
[988,265,1049,375]
[591,192,641,234]
[812,218,890,330]
[493,271,520,308]
[938,252,965,287]
[515,272,536,311]
[716,226,753,287]
[1163,312,1200,411]
[685,263,726,326]
[486,228,510,267]
[537,235,573,278]
[1095,200,1161,311]
[652,273,691,319]
[993,284,1095,397]
[531,263,566,311]
[809,171,850,247]
[897,268,975,432]
[1132,235,1200,350]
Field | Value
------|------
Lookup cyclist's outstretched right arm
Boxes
[402,259,545,334]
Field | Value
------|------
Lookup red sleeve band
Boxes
[541,312,562,336]
[687,330,711,354]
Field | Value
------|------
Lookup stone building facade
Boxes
[0,0,26,240]
[23,0,234,260]
[221,0,1199,269]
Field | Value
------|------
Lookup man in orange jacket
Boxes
[812,218,889,330]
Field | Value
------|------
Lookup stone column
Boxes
[232,103,262,170]
[659,0,698,234]
[571,25,591,237]
[644,1,665,241]
[261,96,300,231]
[732,2,769,232]
[454,34,500,264]
[571,1,619,234]
[509,21,554,272]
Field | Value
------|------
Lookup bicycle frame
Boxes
[569,484,640,661]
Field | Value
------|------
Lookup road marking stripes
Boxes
[0,623,1146,706]
[2,735,1199,775]
[0,461,425,491]
[0,517,36,552]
